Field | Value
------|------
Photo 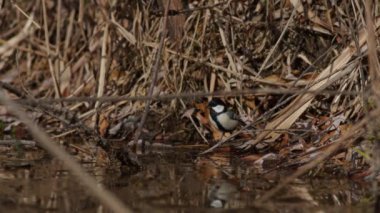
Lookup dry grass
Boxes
[1,0,380,204]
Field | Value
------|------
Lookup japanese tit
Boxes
[208,98,242,132]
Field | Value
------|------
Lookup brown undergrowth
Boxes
[0,0,380,201]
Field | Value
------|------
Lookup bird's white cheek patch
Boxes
[212,105,225,113]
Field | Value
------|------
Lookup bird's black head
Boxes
[208,98,226,107]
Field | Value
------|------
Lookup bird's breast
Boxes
[215,113,239,131]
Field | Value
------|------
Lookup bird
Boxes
[208,98,242,133]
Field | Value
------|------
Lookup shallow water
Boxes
[0,149,374,212]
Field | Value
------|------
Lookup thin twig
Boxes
[0,81,106,148]
[256,6,296,76]
[255,113,369,204]
[0,140,36,146]
[364,0,380,204]
[0,17,34,55]
[42,0,62,99]
[6,88,366,105]
[133,0,170,143]
[95,23,109,108]
[0,89,132,213]
[11,2,41,28]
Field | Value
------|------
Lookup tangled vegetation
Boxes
[1,0,380,211]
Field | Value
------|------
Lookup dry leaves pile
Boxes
[0,0,379,176]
